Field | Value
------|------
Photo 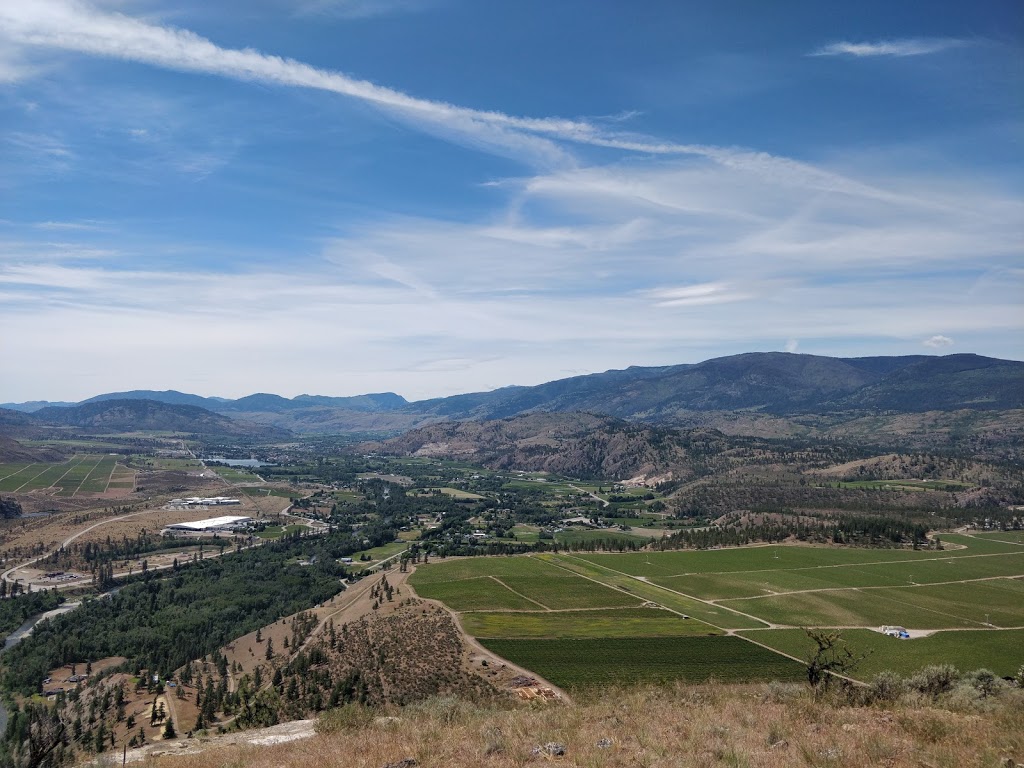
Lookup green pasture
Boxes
[414,538,1024,689]
[509,525,540,543]
[146,458,203,470]
[0,464,38,492]
[461,607,718,639]
[968,531,1024,545]
[740,628,1024,680]
[554,529,653,547]
[255,524,307,540]
[410,554,563,584]
[650,552,1024,600]
[410,556,644,611]
[718,577,1024,629]
[413,577,542,611]
[0,454,120,495]
[213,466,263,483]
[575,538,1020,581]
[347,541,409,571]
[79,455,119,493]
[409,487,486,500]
[480,636,804,689]
[500,574,642,610]
[538,554,767,629]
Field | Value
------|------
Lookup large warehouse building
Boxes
[162,516,253,536]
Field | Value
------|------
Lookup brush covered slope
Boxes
[366,412,733,481]
[134,677,1023,768]
[366,412,1024,512]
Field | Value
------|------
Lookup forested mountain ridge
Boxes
[28,399,288,438]
[3,353,1021,438]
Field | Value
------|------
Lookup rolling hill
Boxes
[30,399,288,437]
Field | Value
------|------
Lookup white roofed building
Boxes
[162,516,253,535]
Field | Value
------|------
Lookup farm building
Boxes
[168,496,241,507]
[162,515,253,536]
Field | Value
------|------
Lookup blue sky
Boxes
[1,0,1021,402]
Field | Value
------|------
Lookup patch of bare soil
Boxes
[123,719,317,764]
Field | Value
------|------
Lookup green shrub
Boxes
[907,665,958,698]
[867,671,905,703]
[315,703,374,733]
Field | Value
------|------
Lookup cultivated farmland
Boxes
[740,628,1024,679]
[412,532,1024,687]
[479,636,805,689]
[0,454,128,496]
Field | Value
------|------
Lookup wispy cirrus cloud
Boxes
[646,282,753,308]
[0,0,952,196]
[811,38,969,58]
[291,0,437,19]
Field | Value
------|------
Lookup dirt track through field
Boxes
[489,576,549,610]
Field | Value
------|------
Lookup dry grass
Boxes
[127,681,1023,768]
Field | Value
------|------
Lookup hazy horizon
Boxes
[2,1,1021,402]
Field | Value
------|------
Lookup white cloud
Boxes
[647,282,753,307]
[923,335,954,348]
[811,38,968,58]
[0,0,959,191]
[292,0,436,19]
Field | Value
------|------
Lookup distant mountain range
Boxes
[2,353,1022,439]
[2,390,407,414]
[1,399,288,438]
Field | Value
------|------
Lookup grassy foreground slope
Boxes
[142,681,1024,768]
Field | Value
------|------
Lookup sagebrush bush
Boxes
[867,670,905,704]
[907,664,958,698]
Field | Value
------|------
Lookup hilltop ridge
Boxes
[3,352,1021,440]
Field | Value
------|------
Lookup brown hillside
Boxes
[0,435,63,463]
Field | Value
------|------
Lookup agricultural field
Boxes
[969,530,1024,545]
[461,607,716,639]
[346,541,410,571]
[212,466,263,484]
[740,628,1024,680]
[551,528,654,547]
[0,454,127,496]
[408,487,486,500]
[571,536,1024,630]
[479,636,805,689]
[413,535,1024,688]
[411,555,648,612]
